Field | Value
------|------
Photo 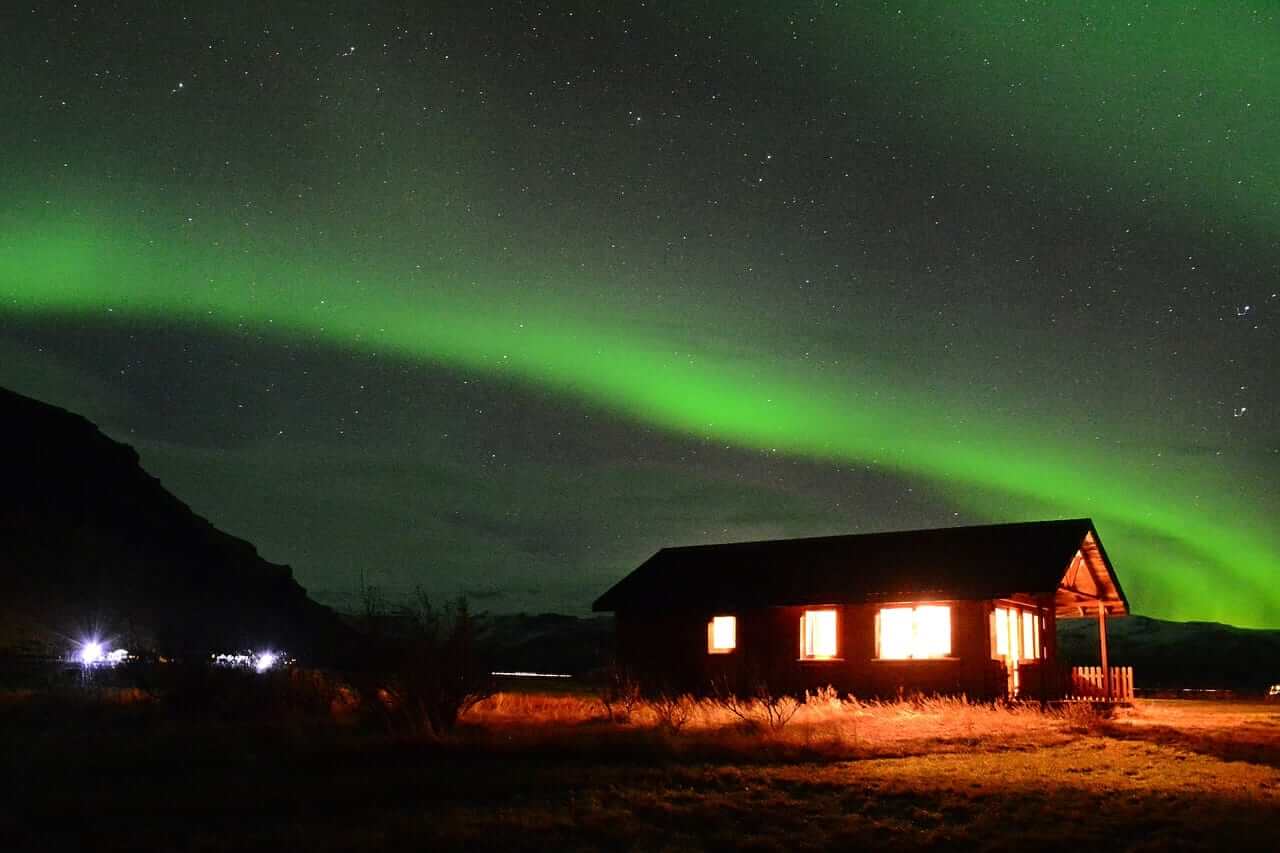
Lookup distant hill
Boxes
[1055,614,1279,690]
[482,612,614,676]
[0,386,353,662]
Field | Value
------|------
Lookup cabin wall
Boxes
[615,600,1010,699]
[1013,594,1063,699]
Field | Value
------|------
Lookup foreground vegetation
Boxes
[2,681,1277,851]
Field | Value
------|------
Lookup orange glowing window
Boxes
[1022,610,1038,659]
[876,605,952,659]
[707,615,736,654]
[994,605,1041,660]
[799,608,839,659]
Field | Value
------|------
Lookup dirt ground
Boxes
[3,694,1277,851]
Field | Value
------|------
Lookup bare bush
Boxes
[647,692,696,733]
[598,665,643,722]
[713,679,801,733]
[357,583,493,738]
[1056,700,1105,733]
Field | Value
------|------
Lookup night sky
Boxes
[2,2,1276,626]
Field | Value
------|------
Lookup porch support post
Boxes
[1097,600,1110,700]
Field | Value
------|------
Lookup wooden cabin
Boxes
[593,519,1130,700]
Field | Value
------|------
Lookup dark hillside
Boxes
[1058,614,1280,690]
[0,386,352,662]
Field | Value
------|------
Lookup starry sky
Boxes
[1,2,1276,627]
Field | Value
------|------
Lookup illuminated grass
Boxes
[4,690,1278,851]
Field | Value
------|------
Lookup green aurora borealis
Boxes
[2,2,1277,625]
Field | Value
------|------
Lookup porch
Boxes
[1018,661,1136,701]
[1019,530,1135,701]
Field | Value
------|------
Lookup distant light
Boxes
[212,653,252,667]
[1269,684,1279,698]
[212,650,288,672]
[490,671,573,679]
[106,648,129,664]
[79,641,105,666]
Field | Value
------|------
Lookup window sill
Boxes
[871,656,960,662]
[798,657,845,663]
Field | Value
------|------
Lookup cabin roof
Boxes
[593,518,1129,617]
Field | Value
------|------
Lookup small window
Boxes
[993,605,1042,660]
[799,608,839,659]
[994,606,1011,657]
[1021,610,1038,660]
[707,615,736,654]
[876,605,952,659]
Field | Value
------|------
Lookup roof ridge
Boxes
[659,517,1095,553]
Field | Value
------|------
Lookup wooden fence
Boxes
[1068,665,1134,701]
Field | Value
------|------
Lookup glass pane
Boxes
[1021,611,1036,660]
[915,605,951,657]
[994,606,1009,656]
[803,609,839,658]
[709,616,736,652]
[878,607,914,659]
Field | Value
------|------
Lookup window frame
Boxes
[798,607,841,661]
[873,603,955,661]
[992,602,1044,662]
[706,615,737,654]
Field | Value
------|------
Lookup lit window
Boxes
[800,608,839,659]
[876,605,952,659]
[1021,610,1038,660]
[877,607,915,660]
[993,605,1041,660]
[994,606,1010,657]
[707,615,736,654]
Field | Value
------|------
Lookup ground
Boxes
[2,691,1276,851]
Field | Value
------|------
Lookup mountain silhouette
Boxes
[0,386,352,662]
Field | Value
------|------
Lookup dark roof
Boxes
[593,518,1126,612]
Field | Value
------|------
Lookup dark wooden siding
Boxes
[616,599,1022,699]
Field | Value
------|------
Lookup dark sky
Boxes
[2,2,1276,625]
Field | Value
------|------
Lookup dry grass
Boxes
[1101,698,1280,768]
[466,689,1098,760]
[4,689,1278,851]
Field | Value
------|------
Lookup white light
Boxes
[801,609,838,659]
[79,641,105,666]
[1021,610,1038,659]
[106,648,129,664]
[253,652,278,673]
[877,605,951,659]
[915,605,952,658]
[878,607,915,660]
[709,615,736,652]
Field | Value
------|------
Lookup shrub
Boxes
[713,680,801,733]
[598,665,643,723]
[1056,700,1105,733]
[361,591,494,738]
[646,692,696,733]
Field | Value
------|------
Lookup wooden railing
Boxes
[1069,665,1134,701]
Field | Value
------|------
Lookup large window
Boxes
[799,608,839,659]
[706,615,736,654]
[876,605,952,659]
[993,605,1041,660]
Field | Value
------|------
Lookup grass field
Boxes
[2,687,1277,851]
